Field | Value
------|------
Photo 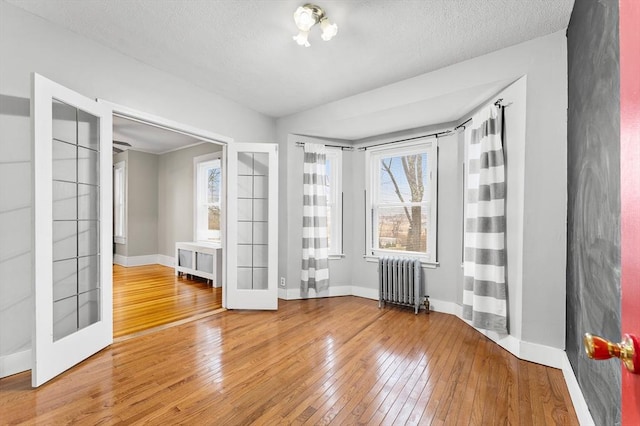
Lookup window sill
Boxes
[328,254,346,260]
[363,255,439,269]
[114,237,126,245]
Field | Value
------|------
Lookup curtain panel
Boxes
[301,143,330,293]
[462,104,508,334]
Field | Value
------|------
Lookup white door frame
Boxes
[96,100,233,308]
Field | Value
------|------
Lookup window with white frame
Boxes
[113,160,126,244]
[195,153,222,242]
[325,148,343,256]
[366,137,438,261]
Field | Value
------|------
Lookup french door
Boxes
[226,143,278,310]
[32,74,113,387]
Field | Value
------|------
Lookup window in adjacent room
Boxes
[195,153,222,242]
[366,137,438,262]
[113,160,126,244]
[325,147,343,256]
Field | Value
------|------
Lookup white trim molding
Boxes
[561,354,595,425]
[279,285,378,301]
[0,349,31,378]
[113,254,175,268]
[157,255,175,268]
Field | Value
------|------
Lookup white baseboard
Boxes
[426,297,459,316]
[279,285,355,300]
[113,254,175,268]
[278,287,287,299]
[351,285,378,300]
[434,298,566,369]
[278,285,379,301]
[561,354,595,425]
[0,349,31,378]
[435,299,592,424]
[157,255,175,268]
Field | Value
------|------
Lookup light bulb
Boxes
[320,18,338,41]
[293,30,311,47]
[294,6,317,32]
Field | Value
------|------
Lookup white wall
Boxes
[0,1,275,376]
[276,31,568,354]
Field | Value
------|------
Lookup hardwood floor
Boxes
[0,296,578,425]
[113,264,222,338]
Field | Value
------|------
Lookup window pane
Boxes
[52,99,77,145]
[78,289,100,329]
[377,205,427,253]
[208,206,220,231]
[379,153,428,203]
[207,166,221,203]
[53,296,77,341]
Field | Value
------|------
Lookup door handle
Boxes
[583,333,640,374]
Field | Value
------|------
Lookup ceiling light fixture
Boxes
[293,4,338,47]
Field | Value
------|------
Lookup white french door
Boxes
[32,74,113,387]
[226,143,278,310]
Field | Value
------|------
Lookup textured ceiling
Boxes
[7,0,574,119]
[112,115,204,155]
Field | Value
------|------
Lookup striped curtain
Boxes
[301,143,330,293]
[462,104,508,334]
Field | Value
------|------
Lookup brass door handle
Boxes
[583,333,640,374]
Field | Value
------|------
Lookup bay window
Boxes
[366,137,438,262]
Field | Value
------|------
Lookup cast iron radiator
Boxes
[378,257,422,314]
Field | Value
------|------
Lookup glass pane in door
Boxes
[51,99,101,341]
[237,152,268,290]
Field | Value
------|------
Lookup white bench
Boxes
[175,241,222,287]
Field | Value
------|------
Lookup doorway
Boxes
[110,112,226,338]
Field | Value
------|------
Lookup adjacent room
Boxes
[0,0,637,424]
[111,116,224,337]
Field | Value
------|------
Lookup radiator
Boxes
[378,257,423,314]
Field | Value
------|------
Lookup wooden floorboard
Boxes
[0,296,578,425]
[113,264,222,338]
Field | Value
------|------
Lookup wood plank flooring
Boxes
[113,264,222,338]
[0,296,578,425]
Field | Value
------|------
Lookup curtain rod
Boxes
[295,142,354,151]
[297,99,513,152]
[357,130,452,151]
[359,99,513,151]
[454,98,513,131]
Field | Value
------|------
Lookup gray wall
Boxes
[0,1,274,372]
[277,31,568,351]
[566,0,621,424]
[114,150,159,257]
[158,143,222,257]
[114,143,222,261]
[0,94,31,359]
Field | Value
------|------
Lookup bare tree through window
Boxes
[207,166,221,231]
[379,154,427,252]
